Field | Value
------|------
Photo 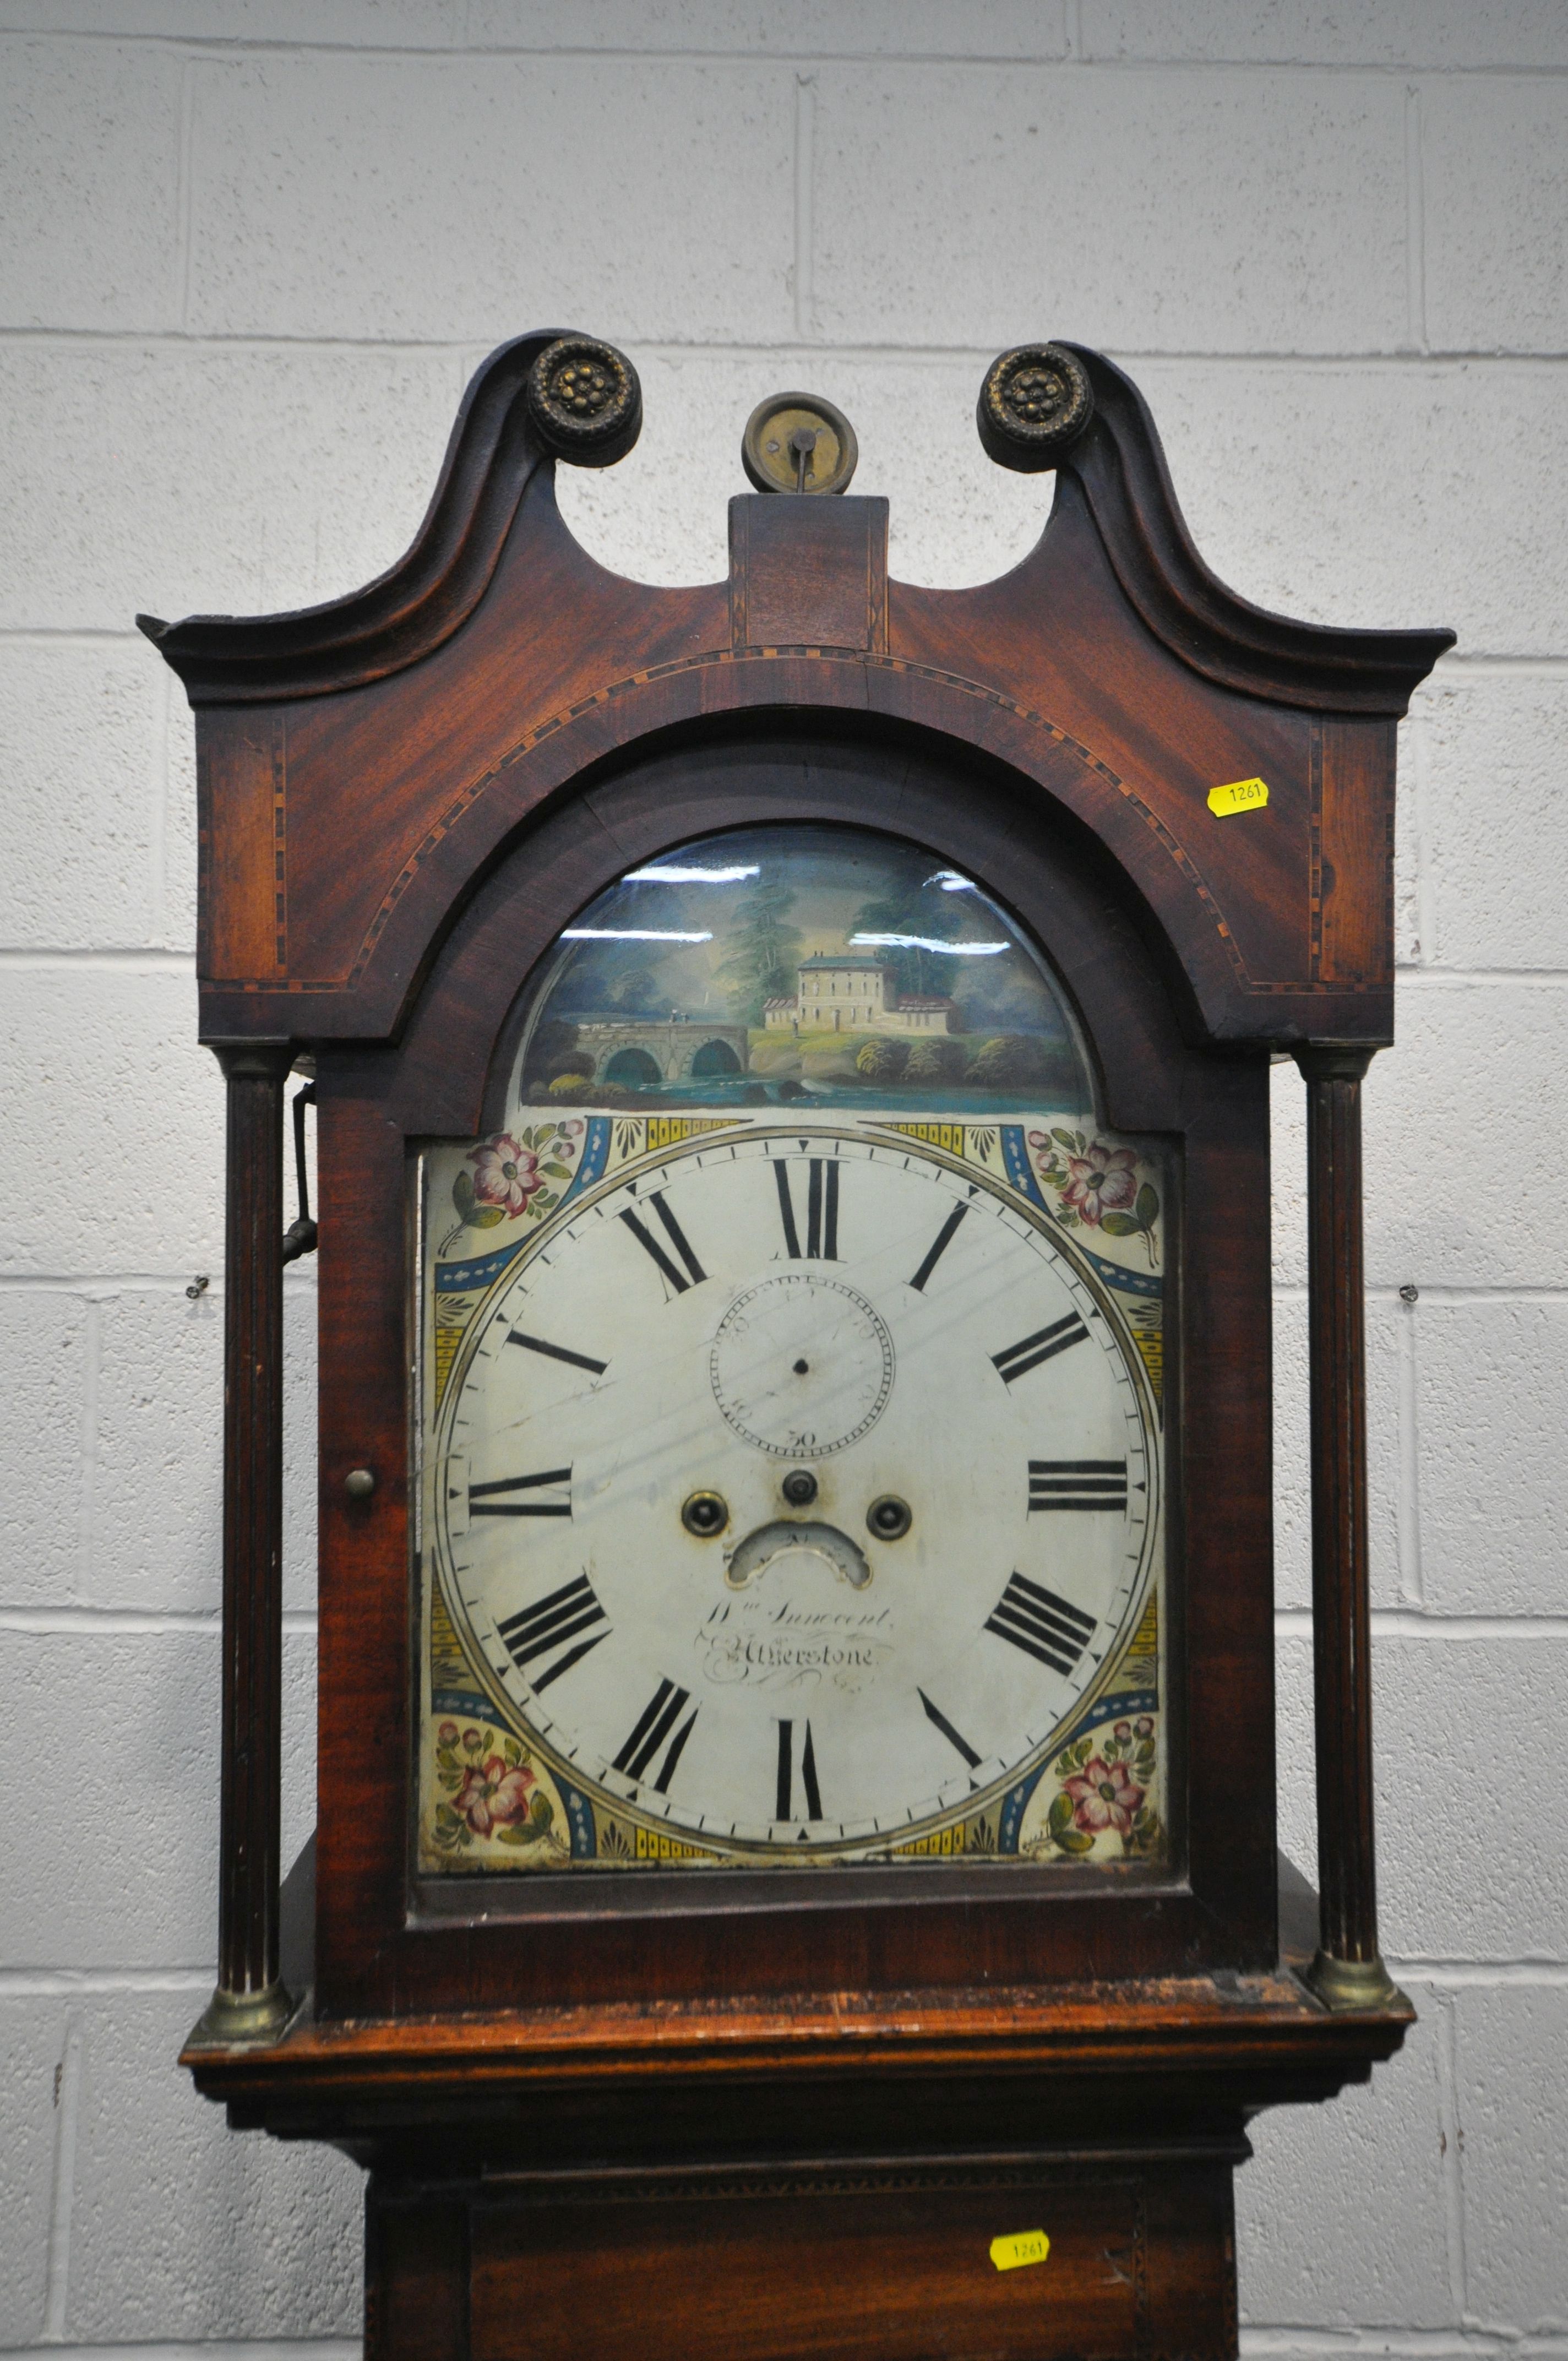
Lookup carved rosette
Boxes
[977,342,1095,472]
[525,335,643,467]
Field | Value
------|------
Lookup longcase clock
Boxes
[144,333,1452,2360]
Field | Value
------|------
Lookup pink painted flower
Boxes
[1063,1755,1145,1837]
[1135,1716,1154,1739]
[453,1754,536,1837]
[559,1118,584,1138]
[1060,1141,1138,1227]
[467,1134,542,1216]
[1114,1720,1132,1742]
[438,1720,459,1746]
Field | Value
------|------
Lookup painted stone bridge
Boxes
[572,1016,750,1085]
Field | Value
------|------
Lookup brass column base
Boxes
[189,1980,296,2048]
[1306,1950,1403,2012]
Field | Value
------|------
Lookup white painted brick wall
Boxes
[0,4,1562,2354]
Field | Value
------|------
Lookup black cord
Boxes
[281,1082,318,1264]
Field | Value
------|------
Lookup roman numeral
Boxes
[772,1160,802,1257]
[505,1329,608,1376]
[991,1313,1089,1385]
[775,1718,823,1820]
[917,1688,982,1770]
[773,1159,838,1259]
[984,1574,1098,1678]
[808,1160,838,1259]
[497,1573,609,1691]
[612,1679,698,1792]
[619,1190,707,1292]
[1028,1459,1128,1513]
[908,1201,968,1292]
[469,1467,573,1517]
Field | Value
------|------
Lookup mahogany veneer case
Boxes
[144,333,1452,2359]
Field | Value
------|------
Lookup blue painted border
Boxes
[1080,1245,1162,1301]
[564,1785,597,1859]
[1001,1123,1052,1212]
[558,1113,613,1209]
[430,1687,495,1720]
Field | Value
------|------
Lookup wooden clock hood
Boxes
[140,331,1451,1056]
[146,334,1454,2361]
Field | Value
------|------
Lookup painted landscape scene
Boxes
[513,823,1093,1115]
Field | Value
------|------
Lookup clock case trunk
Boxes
[147,334,1452,2358]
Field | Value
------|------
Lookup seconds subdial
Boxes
[710,1272,895,1459]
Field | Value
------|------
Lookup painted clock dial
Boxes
[417,819,1168,1873]
[429,1127,1158,1858]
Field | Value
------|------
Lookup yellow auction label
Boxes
[1207,776,1270,817]
[989,2229,1050,2273]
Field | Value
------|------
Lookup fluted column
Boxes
[1294,1046,1398,2010]
[193,1042,296,2043]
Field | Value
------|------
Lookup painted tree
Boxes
[848,883,959,1000]
[713,878,803,1023]
[905,1035,967,1084]
[856,1036,910,1081]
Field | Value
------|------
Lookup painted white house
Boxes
[764,953,959,1034]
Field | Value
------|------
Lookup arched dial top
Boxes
[431,1126,1159,1861]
